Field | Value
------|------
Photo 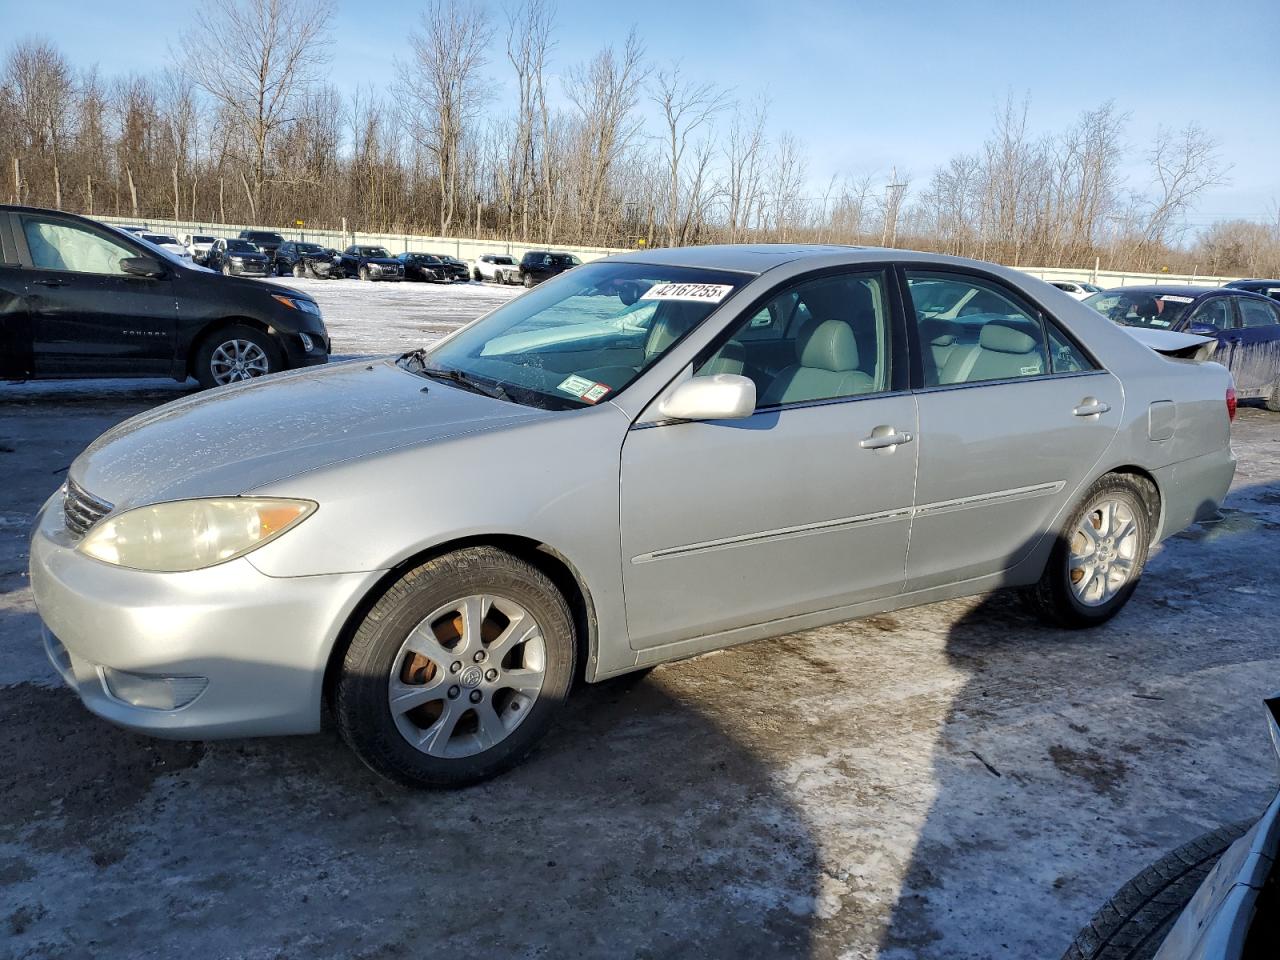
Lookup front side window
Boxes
[906,271,1049,386]
[1238,297,1280,329]
[411,262,747,410]
[1186,297,1232,331]
[695,271,890,406]
[22,217,136,275]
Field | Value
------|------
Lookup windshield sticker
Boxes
[640,282,734,303]
[1158,295,1194,304]
[557,374,596,397]
[581,383,611,404]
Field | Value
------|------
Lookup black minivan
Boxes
[0,205,330,388]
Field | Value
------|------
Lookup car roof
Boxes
[1097,284,1217,297]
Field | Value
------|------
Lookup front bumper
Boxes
[229,261,270,277]
[29,492,381,739]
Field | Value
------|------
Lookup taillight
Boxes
[1226,386,1237,422]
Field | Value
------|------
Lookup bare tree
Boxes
[180,0,334,222]
[1135,123,1228,265]
[4,38,74,208]
[505,0,554,240]
[401,0,494,235]
[723,97,768,242]
[651,63,729,246]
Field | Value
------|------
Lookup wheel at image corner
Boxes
[336,546,576,788]
[1060,821,1251,960]
[1021,472,1155,629]
[192,323,283,390]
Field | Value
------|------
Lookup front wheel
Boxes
[293,262,305,278]
[193,323,282,389]
[221,264,231,276]
[1022,473,1155,628]
[523,273,534,288]
[359,265,370,281]
[473,268,482,281]
[337,546,576,788]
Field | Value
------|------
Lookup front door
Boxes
[902,268,1123,590]
[619,269,917,650]
[1227,295,1280,394]
[15,212,178,377]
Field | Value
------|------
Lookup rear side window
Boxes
[21,217,135,275]
[906,271,1051,387]
[1238,298,1280,329]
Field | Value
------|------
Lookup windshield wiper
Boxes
[417,363,511,402]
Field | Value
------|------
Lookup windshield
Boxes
[142,234,178,245]
[359,246,391,258]
[251,233,283,243]
[1083,291,1195,329]
[193,235,215,243]
[295,243,323,253]
[493,256,515,265]
[227,239,259,253]
[406,262,747,410]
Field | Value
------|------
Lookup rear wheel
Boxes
[1022,473,1154,628]
[337,546,576,788]
[1266,380,1280,412]
[193,324,282,389]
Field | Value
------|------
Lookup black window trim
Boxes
[10,210,148,275]
[896,263,1108,394]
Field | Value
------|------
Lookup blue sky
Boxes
[8,0,1279,229]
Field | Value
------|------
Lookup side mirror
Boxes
[657,374,756,422]
[1187,322,1220,336]
[120,256,165,278]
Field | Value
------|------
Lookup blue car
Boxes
[1084,285,1280,411]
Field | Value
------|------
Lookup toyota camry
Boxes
[30,245,1236,788]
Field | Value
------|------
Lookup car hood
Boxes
[69,359,548,509]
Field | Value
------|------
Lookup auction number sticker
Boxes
[640,282,734,303]
[557,374,612,404]
[1158,295,1194,304]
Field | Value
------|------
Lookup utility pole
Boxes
[880,167,908,248]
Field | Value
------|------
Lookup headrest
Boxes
[797,319,859,372]
[645,302,700,357]
[979,321,1039,355]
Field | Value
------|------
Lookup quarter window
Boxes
[907,272,1052,386]
[22,217,135,275]
[695,271,890,406]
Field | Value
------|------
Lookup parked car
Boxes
[275,241,335,279]
[336,244,404,281]
[1063,695,1279,959]
[138,233,191,260]
[519,250,581,287]
[237,229,285,259]
[473,253,519,284]
[397,251,469,282]
[1049,280,1103,300]
[1224,278,1280,303]
[1083,285,1280,411]
[28,245,1237,789]
[183,234,218,265]
[206,237,272,277]
[0,204,329,388]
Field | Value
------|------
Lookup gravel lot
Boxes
[1,278,1277,959]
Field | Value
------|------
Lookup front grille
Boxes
[63,480,113,538]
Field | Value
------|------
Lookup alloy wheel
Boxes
[1069,498,1140,606]
[209,339,271,385]
[387,594,546,759]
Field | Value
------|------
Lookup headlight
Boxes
[78,498,316,572]
[270,294,321,316]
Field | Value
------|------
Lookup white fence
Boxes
[95,213,1243,287]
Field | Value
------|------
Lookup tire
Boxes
[192,323,283,390]
[473,268,483,282]
[1265,380,1280,412]
[336,546,576,788]
[1060,821,1251,960]
[523,273,534,288]
[359,264,370,281]
[1022,473,1155,629]
[293,262,305,278]
[221,264,231,276]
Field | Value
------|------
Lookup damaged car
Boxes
[275,241,335,279]
[30,246,1236,789]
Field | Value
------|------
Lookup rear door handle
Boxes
[860,427,914,451]
[32,278,65,287]
[1073,398,1111,417]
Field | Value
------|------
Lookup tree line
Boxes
[3,0,1277,275]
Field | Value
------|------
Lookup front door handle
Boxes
[1073,398,1112,417]
[32,277,65,287]
[860,426,914,451]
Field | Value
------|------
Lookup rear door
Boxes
[903,268,1123,590]
[14,211,179,376]
[1227,295,1280,394]
[0,213,33,379]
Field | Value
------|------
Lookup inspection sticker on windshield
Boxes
[1159,295,1194,303]
[640,282,734,303]
[557,374,611,404]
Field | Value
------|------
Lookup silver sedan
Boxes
[30,245,1237,787]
